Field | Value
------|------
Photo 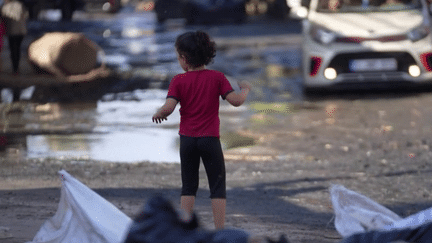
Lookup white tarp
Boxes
[330,184,432,237]
[27,170,132,243]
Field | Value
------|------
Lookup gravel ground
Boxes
[2,88,432,242]
[1,4,432,242]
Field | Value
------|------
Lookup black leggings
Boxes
[180,136,226,199]
[8,35,24,73]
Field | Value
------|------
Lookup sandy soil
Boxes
[2,88,432,242]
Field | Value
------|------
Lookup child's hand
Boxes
[238,81,252,91]
[152,98,177,124]
[152,113,167,124]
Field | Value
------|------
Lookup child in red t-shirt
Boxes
[152,31,251,229]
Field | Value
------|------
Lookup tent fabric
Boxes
[27,170,132,243]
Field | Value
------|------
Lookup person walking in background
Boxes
[1,0,28,74]
[152,30,251,229]
[0,16,6,72]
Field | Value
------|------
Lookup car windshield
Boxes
[316,0,422,12]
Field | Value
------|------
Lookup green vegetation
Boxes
[249,102,293,114]
[220,131,255,150]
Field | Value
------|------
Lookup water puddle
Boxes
[1,90,182,163]
[1,9,306,163]
[1,46,304,163]
[26,128,180,163]
[1,87,296,163]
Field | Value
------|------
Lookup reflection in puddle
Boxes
[26,128,180,163]
[30,90,181,163]
[1,90,182,163]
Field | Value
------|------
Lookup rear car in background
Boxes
[154,0,291,24]
[245,0,290,19]
[19,0,122,21]
[19,0,84,20]
[154,0,247,24]
[301,0,432,90]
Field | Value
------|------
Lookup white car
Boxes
[301,0,432,89]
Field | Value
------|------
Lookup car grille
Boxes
[337,72,406,82]
[328,52,417,74]
[335,35,407,43]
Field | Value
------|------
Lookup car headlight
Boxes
[407,25,429,42]
[310,24,337,45]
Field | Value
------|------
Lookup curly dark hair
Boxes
[175,31,216,68]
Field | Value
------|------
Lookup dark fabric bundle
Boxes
[124,196,249,243]
[124,196,289,243]
[339,221,432,243]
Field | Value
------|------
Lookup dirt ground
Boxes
[2,87,432,242]
[1,6,432,243]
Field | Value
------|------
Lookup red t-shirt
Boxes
[167,69,234,138]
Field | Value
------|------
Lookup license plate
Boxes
[349,58,397,72]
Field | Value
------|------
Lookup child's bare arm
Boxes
[152,98,178,124]
[225,81,251,107]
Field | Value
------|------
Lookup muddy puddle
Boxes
[1,90,182,163]
[0,78,303,164]
[0,9,304,163]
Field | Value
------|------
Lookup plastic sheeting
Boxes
[330,184,402,237]
[27,170,132,243]
[330,184,432,238]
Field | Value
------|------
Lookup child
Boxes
[152,30,251,229]
[1,0,28,74]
